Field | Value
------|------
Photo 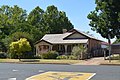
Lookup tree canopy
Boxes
[0,5,27,39]
[87,0,120,43]
[27,5,74,34]
[9,38,31,60]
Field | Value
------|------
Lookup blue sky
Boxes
[0,0,115,42]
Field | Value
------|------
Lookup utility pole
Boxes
[108,34,111,62]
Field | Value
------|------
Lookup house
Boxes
[35,29,103,57]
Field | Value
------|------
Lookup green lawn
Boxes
[0,59,82,64]
[100,60,120,65]
[0,59,19,62]
[100,54,120,65]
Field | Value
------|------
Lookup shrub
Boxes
[72,45,87,60]
[57,55,68,59]
[41,51,58,59]
[0,52,7,58]
[33,55,41,59]
[20,52,35,59]
[8,52,18,59]
[21,55,41,59]
[106,55,120,60]
[68,55,77,60]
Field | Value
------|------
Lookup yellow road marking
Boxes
[26,71,96,80]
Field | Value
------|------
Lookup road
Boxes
[0,63,120,80]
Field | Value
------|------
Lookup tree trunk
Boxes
[18,54,21,62]
[81,52,83,60]
[18,57,21,61]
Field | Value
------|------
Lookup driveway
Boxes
[73,57,105,65]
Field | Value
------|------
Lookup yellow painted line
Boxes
[26,71,96,80]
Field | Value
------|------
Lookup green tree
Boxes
[87,0,120,44]
[2,32,33,50]
[27,6,49,40]
[28,5,74,35]
[9,38,31,60]
[87,0,120,62]
[0,42,7,52]
[44,5,74,33]
[0,5,27,38]
[27,6,44,26]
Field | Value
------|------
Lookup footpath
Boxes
[73,57,104,65]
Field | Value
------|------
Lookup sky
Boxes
[0,0,116,43]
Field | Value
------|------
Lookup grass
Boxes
[37,59,82,64]
[0,59,19,62]
[0,59,82,64]
[100,54,120,65]
[100,60,120,65]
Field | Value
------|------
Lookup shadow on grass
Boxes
[21,59,39,62]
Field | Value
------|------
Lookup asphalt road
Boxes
[0,63,120,80]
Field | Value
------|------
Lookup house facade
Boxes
[35,29,103,56]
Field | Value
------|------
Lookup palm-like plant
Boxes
[72,45,87,60]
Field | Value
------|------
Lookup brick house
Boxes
[35,29,103,56]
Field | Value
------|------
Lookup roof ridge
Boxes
[68,29,102,41]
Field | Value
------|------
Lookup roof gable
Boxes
[35,39,52,45]
[63,32,88,40]
[68,29,102,41]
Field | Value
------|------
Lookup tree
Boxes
[27,6,44,26]
[28,5,74,34]
[87,0,120,44]
[0,42,7,52]
[87,0,120,62]
[72,45,87,60]
[2,32,33,50]
[9,38,31,60]
[27,6,48,41]
[44,5,74,33]
[0,5,27,38]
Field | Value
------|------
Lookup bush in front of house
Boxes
[41,51,58,59]
[68,55,77,60]
[56,55,68,59]
[8,52,40,59]
[72,45,87,60]
[106,55,120,60]
[20,52,37,59]
[0,52,7,58]
[57,55,77,60]
[8,52,18,59]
